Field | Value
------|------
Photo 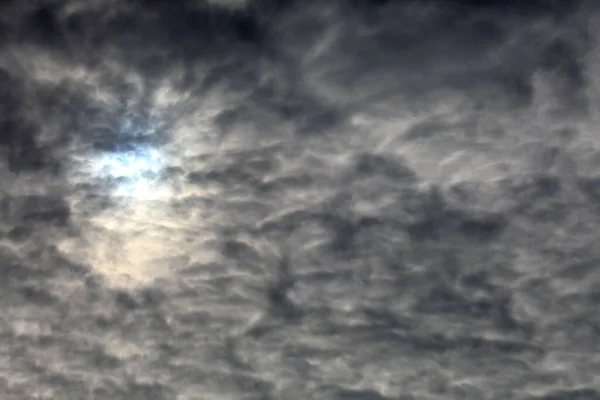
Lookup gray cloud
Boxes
[1,0,600,398]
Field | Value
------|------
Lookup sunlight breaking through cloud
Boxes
[2,0,600,398]
[91,145,164,199]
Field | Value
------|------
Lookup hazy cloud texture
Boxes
[1,0,600,399]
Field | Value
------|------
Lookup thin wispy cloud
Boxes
[1,0,600,399]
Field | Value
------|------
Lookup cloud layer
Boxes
[2,0,600,399]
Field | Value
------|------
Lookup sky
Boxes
[0,0,594,287]
[1,0,600,399]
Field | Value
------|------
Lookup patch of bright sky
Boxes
[90,144,173,200]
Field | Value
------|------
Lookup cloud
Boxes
[0,0,596,291]
[3,0,600,398]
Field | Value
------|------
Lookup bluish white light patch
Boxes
[85,144,170,200]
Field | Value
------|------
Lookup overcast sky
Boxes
[2,0,600,399]
[0,0,594,287]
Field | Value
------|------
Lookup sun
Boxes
[79,143,173,201]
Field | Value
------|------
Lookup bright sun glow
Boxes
[84,144,172,200]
